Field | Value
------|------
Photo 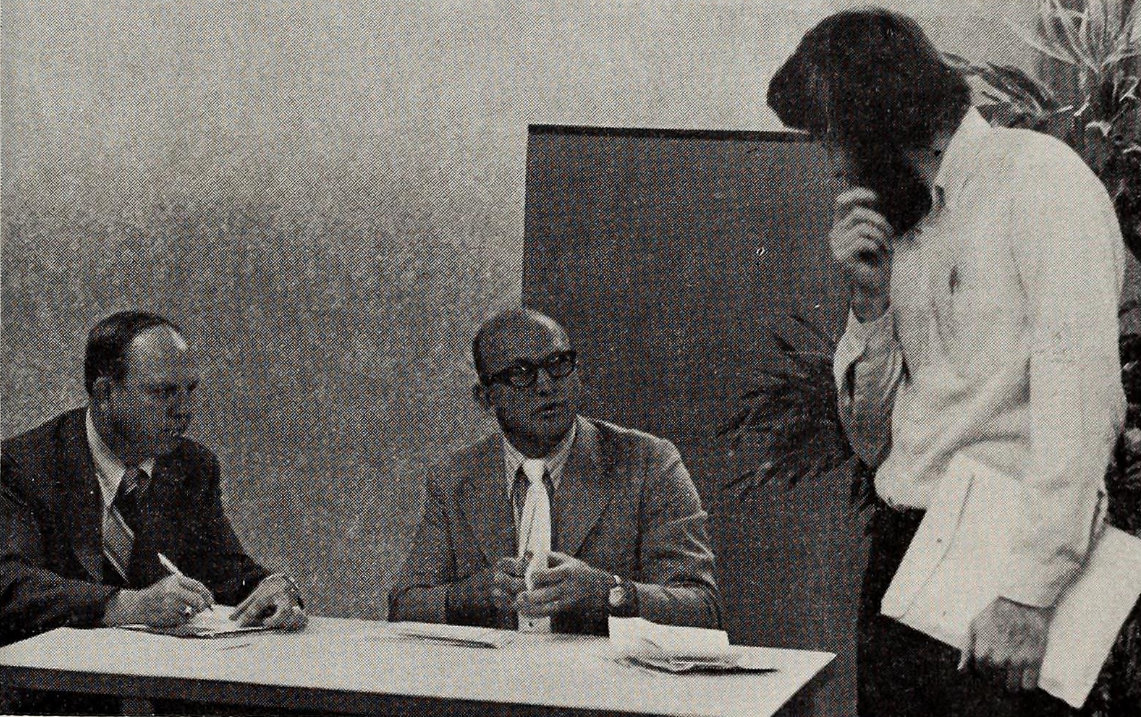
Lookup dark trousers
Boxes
[858,503,1076,717]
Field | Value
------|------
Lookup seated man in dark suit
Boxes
[1,311,307,711]
[389,308,721,634]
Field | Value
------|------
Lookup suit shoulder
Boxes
[586,418,679,461]
[422,432,499,487]
[2,410,80,468]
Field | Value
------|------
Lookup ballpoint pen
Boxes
[158,552,202,617]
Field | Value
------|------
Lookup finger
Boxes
[842,206,894,236]
[835,187,879,214]
[1006,664,1023,693]
[260,599,292,629]
[544,551,571,566]
[280,605,306,632]
[236,595,272,626]
[173,586,208,614]
[234,587,262,616]
[528,565,570,588]
[835,236,887,266]
[176,576,215,608]
[497,557,525,577]
[1023,664,1039,692]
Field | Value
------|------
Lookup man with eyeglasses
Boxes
[388,308,721,634]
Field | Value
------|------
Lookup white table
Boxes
[0,617,834,716]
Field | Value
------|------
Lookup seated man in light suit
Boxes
[1,311,306,713]
[389,308,721,634]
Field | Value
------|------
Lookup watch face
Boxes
[608,585,625,609]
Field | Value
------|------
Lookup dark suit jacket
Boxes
[1,408,269,646]
[388,416,721,634]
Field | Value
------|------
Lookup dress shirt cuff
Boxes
[999,561,1080,609]
[842,308,893,353]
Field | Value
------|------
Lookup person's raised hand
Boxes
[830,187,894,321]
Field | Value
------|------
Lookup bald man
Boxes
[389,308,721,634]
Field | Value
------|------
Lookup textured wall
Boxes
[2,0,1034,623]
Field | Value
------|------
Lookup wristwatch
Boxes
[607,574,639,618]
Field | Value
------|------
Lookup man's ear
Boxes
[473,383,494,413]
[91,376,114,405]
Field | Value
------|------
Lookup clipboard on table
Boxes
[880,454,1141,708]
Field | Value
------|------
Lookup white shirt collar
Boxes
[931,106,991,210]
[85,408,156,508]
[502,418,578,497]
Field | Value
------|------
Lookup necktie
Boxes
[103,467,157,586]
[517,459,552,633]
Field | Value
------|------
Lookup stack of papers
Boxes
[608,617,774,674]
[881,455,1141,708]
[118,605,273,638]
[386,621,515,648]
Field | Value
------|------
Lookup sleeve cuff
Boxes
[1000,561,1080,609]
[844,308,893,348]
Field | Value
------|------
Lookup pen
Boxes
[158,552,210,616]
[157,552,183,577]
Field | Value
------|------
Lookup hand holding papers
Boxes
[881,455,1141,708]
[387,621,515,648]
[608,617,775,674]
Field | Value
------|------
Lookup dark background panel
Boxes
[524,127,865,716]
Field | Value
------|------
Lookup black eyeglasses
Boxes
[480,350,578,389]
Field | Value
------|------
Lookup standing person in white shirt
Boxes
[768,8,1125,717]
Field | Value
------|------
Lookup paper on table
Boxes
[881,454,1141,708]
[118,605,273,638]
[386,621,515,648]
[608,617,775,673]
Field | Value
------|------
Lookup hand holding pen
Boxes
[101,553,214,628]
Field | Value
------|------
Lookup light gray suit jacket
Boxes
[388,416,721,634]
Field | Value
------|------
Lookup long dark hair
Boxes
[767,8,971,234]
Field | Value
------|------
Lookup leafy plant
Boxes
[718,315,876,507]
[945,0,1141,258]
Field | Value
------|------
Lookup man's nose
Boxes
[170,387,195,417]
[532,369,555,395]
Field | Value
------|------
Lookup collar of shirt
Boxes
[502,418,578,498]
[85,408,156,508]
[930,106,991,212]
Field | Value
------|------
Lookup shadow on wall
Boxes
[1,193,517,619]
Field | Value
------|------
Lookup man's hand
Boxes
[102,574,214,627]
[492,557,527,613]
[830,187,894,322]
[231,575,307,631]
[962,597,1051,692]
[514,551,610,618]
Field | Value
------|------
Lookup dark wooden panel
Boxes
[523,126,866,716]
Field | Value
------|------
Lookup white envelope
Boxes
[881,454,1141,708]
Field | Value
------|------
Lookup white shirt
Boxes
[85,408,155,515]
[834,108,1126,607]
[502,420,578,499]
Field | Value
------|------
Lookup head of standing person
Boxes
[766,7,972,234]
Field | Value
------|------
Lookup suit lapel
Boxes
[457,437,517,565]
[553,418,613,557]
[58,410,105,582]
